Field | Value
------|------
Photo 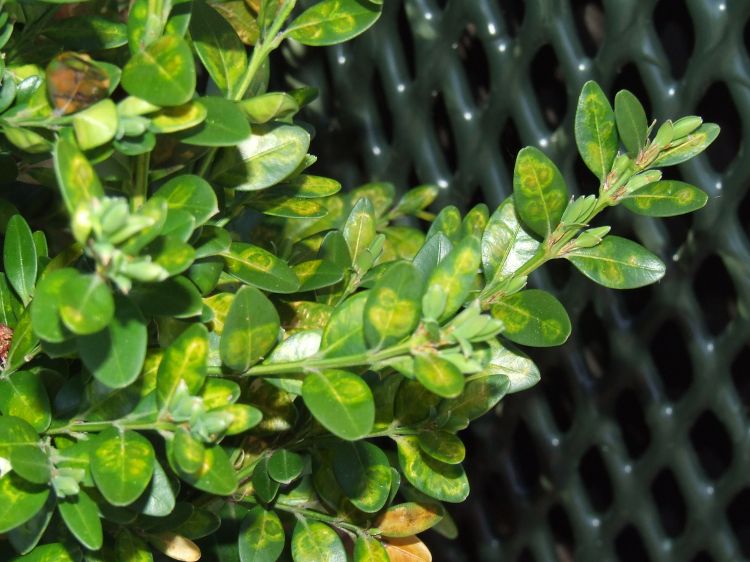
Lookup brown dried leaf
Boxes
[383,536,432,562]
[375,502,444,538]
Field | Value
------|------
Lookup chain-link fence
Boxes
[285,0,750,560]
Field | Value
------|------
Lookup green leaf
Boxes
[224,403,263,434]
[426,206,462,242]
[293,260,345,292]
[130,276,203,318]
[190,0,247,99]
[287,0,382,47]
[30,268,76,343]
[222,242,300,293]
[53,136,105,216]
[320,292,368,358]
[0,473,49,533]
[623,180,709,217]
[58,272,114,335]
[178,444,238,495]
[220,285,279,372]
[364,261,423,349]
[6,310,38,373]
[291,519,346,562]
[173,427,205,475]
[249,194,327,219]
[512,147,569,237]
[332,441,391,513]
[78,294,147,389]
[153,175,218,226]
[417,431,465,464]
[58,488,103,550]
[267,449,304,484]
[7,494,55,555]
[354,536,389,562]
[0,273,21,328]
[343,198,376,262]
[0,416,37,461]
[653,124,720,167]
[491,289,571,347]
[0,371,51,432]
[396,435,469,503]
[10,446,51,484]
[148,101,206,135]
[181,97,252,147]
[147,236,196,276]
[134,461,177,517]
[240,92,300,124]
[238,506,285,562]
[423,236,480,323]
[122,35,196,106]
[301,370,374,440]
[91,428,155,506]
[212,124,310,191]
[116,528,154,562]
[414,353,464,398]
[174,507,221,540]
[482,198,540,283]
[11,543,80,562]
[73,99,118,150]
[567,235,665,289]
[252,457,279,503]
[575,80,618,180]
[4,215,37,306]
[156,323,209,407]
[614,89,648,156]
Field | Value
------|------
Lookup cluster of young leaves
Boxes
[0,0,718,560]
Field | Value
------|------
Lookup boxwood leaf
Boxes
[4,215,37,306]
[7,493,55,555]
[130,276,202,318]
[222,242,300,293]
[491,289,571,347]
[396,435,469,503]
[10,446,51,484]
[364,261,423,349]
[423,236,480,323]
[91,428,155,506]
[293,260,345,292]
[332,441,391,513]
[414,353,464,399]
[343,198,376,262]
[320,292,368,358]
[653,123,720,167]
[153,175,218,226]
[566,235,665,289]
[157,323,209,407]
[240,92,300,124]
[238,506,285,562]
[287,0,382,47]
[220,285,279,372]
[0,473,50,533]
[174,427,206,476]
[614,89,648,156]
[512,147,568,237]
[190,0,247,99]
[212,124,310,191]
[0,371,51,432]
[623,180,708,217]
[58,488,103,550]
[72,99,118,150]
[291,519,346,562]
[30,268,77,343]
[6,310,38,374]
[179,445,237,495]
[482,198,540,283]
[267,449,304,484]
[121,35,196,106]
[575,81,618,180]
[149,101,208,134]
[382,536,432,561]
[0,416,37,461]
[301,370,374,440]
[180,97,251,147]
[59,272,114,335]
[354,536,389,562]
[78,295,147,389]
[115,528,153,562]
[252,457,279,504]
[417,431,465,465]
[374,501,444,538]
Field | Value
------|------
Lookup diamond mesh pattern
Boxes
[286,0,750,560]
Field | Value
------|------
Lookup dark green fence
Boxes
[288,0,750,560]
